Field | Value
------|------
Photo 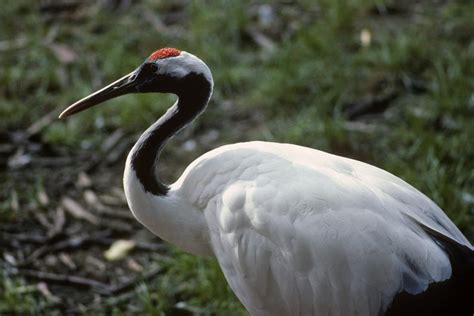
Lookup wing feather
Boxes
[180,142,472,315]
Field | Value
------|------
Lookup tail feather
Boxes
[385,219,474,316]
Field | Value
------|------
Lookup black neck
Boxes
[130,72,212,195]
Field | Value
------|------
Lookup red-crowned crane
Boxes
[60,48,474,315]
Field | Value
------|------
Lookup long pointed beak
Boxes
[59,70,139,119]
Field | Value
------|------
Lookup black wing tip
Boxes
[385,217,474,315]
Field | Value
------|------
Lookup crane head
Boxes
[59,47,212,119]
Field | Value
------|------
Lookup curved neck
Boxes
[128,73,212,195]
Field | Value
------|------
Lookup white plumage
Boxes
[60,48,473,315]
[125,141,469,315]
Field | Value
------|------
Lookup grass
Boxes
[78,251,245,315]
[1,0,473,314]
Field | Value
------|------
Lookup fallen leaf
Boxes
[35,213,53,230]
[10,190,19,212]
[61,197,100,225]
[50,43,78,64]
[111,187,127,200]
[127,258,143,272]
[4,252,17,265]
[59,253,77,270]
[77,172,93,188]
[37,282,61,303]
[85,255,106,271]
[49,207,65,237]
[360,28,371,47]
[104,240,136,261]
[8,149,31,169]
[83,190,105,210]
[26,109,58,136]
[37,188,49,206]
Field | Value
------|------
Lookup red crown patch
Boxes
[148,48,181,61]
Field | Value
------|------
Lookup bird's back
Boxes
[172,141,473,315]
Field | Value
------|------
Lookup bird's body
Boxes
[126,140,472,315]
[60,48,474,315]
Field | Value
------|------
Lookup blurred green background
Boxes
[1,0,473,314]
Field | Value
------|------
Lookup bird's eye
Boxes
[142,62,158,74]
[135,62,158,82]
